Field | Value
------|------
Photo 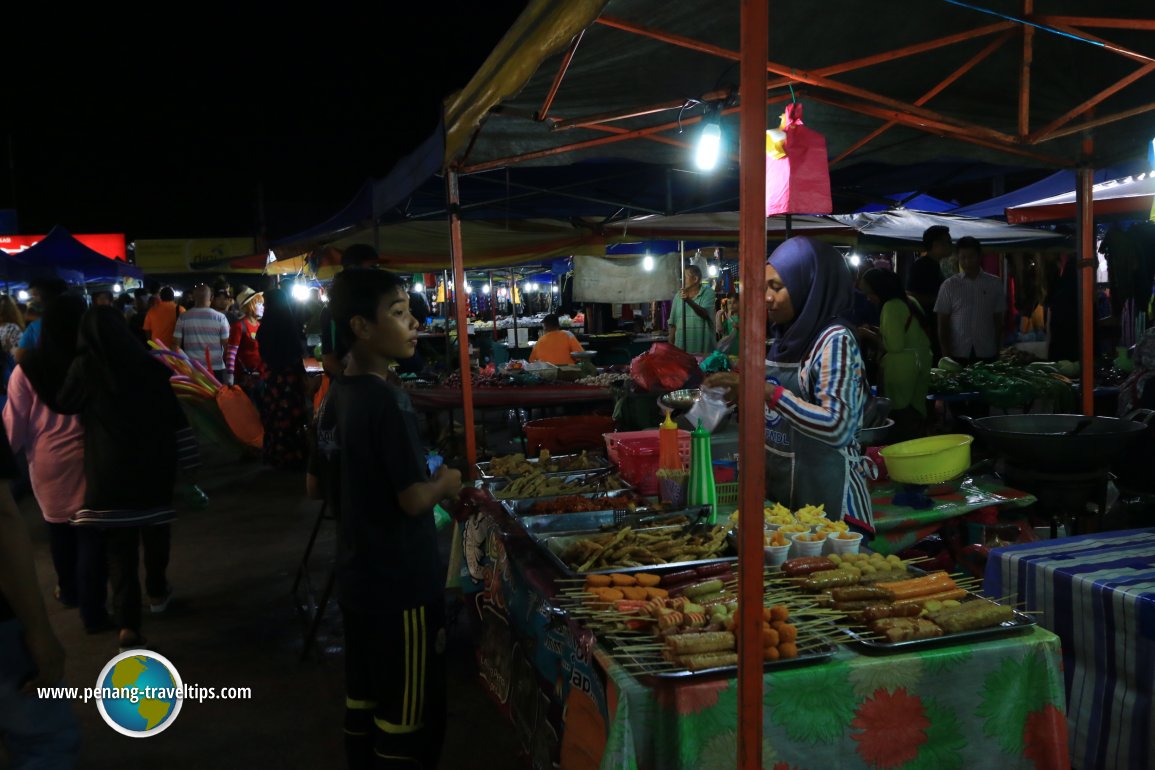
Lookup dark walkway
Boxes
[19,444,527,769]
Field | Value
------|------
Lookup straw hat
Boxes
[235,287,260,309]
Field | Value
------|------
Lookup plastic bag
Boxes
[685,385,733,433]
[629,342,703,393]
[765,103,832,216]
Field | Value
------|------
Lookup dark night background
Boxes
[0,4,528,242]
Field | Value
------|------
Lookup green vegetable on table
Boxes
[929,359,1076,411]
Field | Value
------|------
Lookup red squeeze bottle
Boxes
[658,411,681,471]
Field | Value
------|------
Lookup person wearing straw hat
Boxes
[224,287,264,395]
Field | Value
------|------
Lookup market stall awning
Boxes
[829,209,1069,248]
[5,226,142,282]
[1005,172,1155,224]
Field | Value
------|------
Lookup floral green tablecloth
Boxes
[597,627,1069,770]
[868,475,1036,555]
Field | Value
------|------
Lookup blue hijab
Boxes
[767,237,855,363]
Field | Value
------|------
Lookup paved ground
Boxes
[17,435,527,770]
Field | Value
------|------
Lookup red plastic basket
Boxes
[604,430,691,495]
[524,415,617,455]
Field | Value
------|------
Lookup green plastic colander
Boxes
[879,434,974,485]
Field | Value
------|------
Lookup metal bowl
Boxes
[857,418,895,446]
[659,388,701,412]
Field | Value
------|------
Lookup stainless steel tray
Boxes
[839,598,1037,652]
[515,508,707,537]
[475,453,612,480]
[535,526,736,577]
[500,487,635,515]
[486,473,631,500]
[605,638,836,681]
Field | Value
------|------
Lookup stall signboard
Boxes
[573,253,681,303]
[0,233,126,260]
[133,237,256,273]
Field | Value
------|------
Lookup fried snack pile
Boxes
[559,525,728,571]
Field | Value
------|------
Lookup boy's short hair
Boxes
[921,225,951,251]
[957,235,982,254]
[159,286,175,302]
[542,313,560,330]
[328,268,407,357]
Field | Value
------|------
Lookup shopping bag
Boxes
[215,385,264,450]
[765,103,832,216]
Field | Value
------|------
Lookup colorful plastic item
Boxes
[878,434,974,485]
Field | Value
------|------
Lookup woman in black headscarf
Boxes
[256,289,308,470]
[56,306,200,650]
[705,237,874,529]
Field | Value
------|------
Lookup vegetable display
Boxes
[929,358,1075,410]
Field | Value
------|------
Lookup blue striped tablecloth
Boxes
[984,528,1155,770]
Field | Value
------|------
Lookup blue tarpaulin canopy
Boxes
[3,226,142,283]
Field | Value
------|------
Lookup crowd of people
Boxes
[0,271,327,765]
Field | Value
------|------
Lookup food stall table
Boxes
[869,475,1036,555]
[406,384,613,411]
[460,506,1069,770]
[984,528,1155,770]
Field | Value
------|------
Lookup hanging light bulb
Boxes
[551,284,559,293]
[642,255,655,272]
[694,104,723,171]
[464,283,473,294]
[849,254,862,268]
[412,282,424,294]
[112,283,123,294]
[707,264,719,278]
[482,283,491,295]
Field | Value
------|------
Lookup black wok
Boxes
[960,414,1147,471]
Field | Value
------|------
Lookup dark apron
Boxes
[763,356,857,519]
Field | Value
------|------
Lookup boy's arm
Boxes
[397,466,462,517]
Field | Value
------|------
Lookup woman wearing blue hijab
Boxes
[707,237,874,529]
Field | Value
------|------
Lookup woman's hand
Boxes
[702,372,740,403]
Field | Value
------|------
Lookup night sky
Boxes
[1,4,528,242]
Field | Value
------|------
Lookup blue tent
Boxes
[4,226,142,282]
[949,159,1149,219]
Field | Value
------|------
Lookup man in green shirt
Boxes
[668,266,717,355]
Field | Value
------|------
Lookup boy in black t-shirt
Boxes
[314,268,462,770]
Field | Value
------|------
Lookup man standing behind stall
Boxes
[668,265,717,355]
[935,236,1004,365]
[909,226,950,360]
[173,285,231,382]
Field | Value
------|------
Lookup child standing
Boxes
[314,268,462,770]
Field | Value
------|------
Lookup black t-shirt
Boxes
[908,256,945,309]
[0,422,22,622]
[312,375,441,613]
[318,305,334,357]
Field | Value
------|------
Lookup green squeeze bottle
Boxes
[686,419,718,524]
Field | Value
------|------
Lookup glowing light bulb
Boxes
[412,282,424,293]
[291,283,310,302]
[695,122,722,171]
[849,254,862,268]
[707,264,719,277]
[482,284,491,295]
[642,255,655,272]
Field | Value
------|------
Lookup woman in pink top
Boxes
[3,295,110,632]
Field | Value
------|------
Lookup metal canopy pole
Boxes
[737,1,768,768]
[1076,153,1095,416]
[447,169,478,472]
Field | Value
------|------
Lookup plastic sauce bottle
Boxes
[687,419,718,524]
[658,410,681,471]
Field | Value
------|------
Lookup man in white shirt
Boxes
[173,284,231,381]
[934,236,1004,364]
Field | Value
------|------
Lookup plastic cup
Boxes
[790,531,826,558]
[764,543,792,567]
[828,531,864,555]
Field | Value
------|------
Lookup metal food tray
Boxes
[839,596,1036,652]
[535,526,737,577]
[499,487,634,515]
[606,638,836,682]
[514,507,708,537]
[475,453,612,480]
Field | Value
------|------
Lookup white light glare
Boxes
[482,284,491,295]
[526,282,537,292]
[464,284,473,294]
[695,122,722,171]
[707,264,719,278]
[291,283,311,302]
[551,284,559,293]
[849,254,862,267]
[112,283,123,294]
[16,290,29,302]
[642,255,655,272]
[412,282,424,293]
[173,290,184,299]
